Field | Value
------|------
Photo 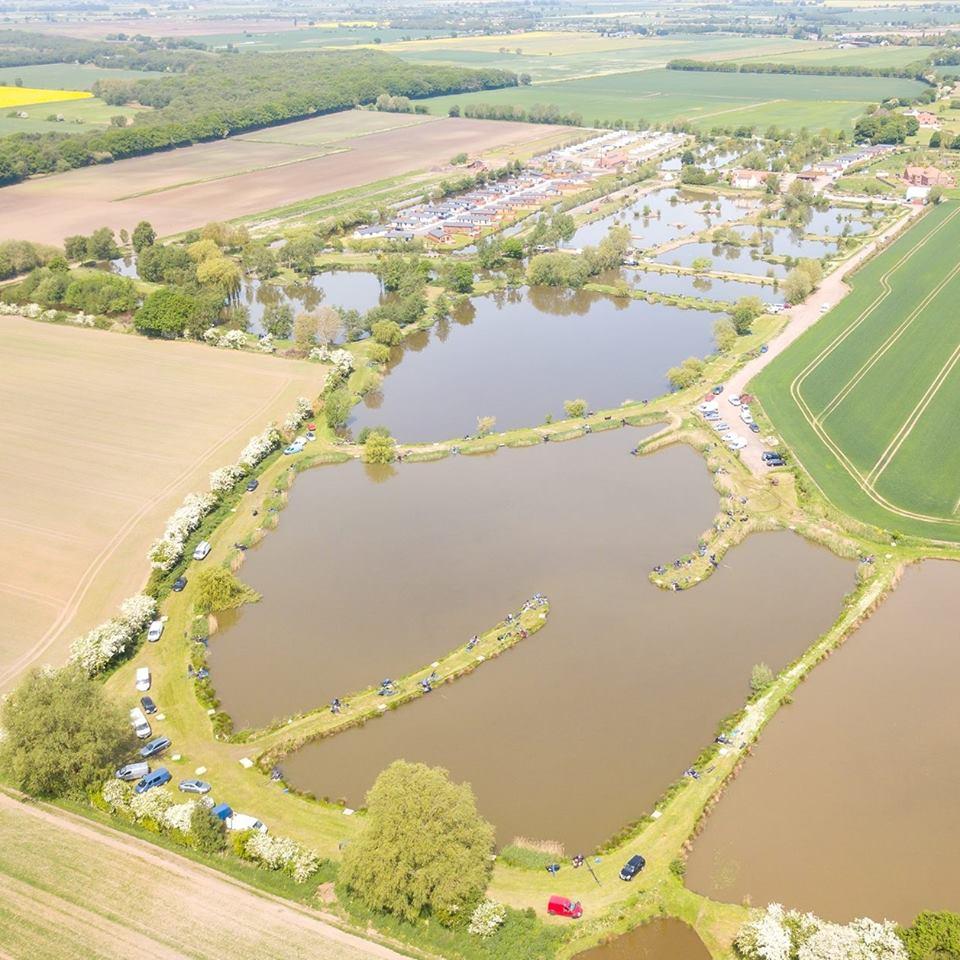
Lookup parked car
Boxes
[172,576,188,592]
[712,385,724,395]
[713,422,730,431]
[749,423,761,433]
[283,438,306,455]
[192,540,211,561]
[140,695,157,715]
[179,779,211,795]
[147,619,164,643]
[129,707,151,740]
[135,666,151,692]
[226,812,267,833]
[761,451,782,462]
[135,767,171,794]
[547,896,582,919]
[619,854,647,881]
[211,803,232,822]
[245,478,259,493]
[760,344,769,353]
[728,395,741,407]
[764,457,785,467]
[139,736,171,759]
[740,410,755,425]
[116,762,149,782]
[820,302,831,313]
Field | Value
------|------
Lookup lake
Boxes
[349,288,720,442]
[211,431,854,849]
[685,560,960,922]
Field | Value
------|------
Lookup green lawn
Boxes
[0,96,147,136]
[735,44,931,70]
[418,68,927,131]
[0,62,146,90]
[753,200,960,542]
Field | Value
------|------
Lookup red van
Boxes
[547,895,583,919]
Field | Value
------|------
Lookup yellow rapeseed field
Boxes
[0,86,91,109]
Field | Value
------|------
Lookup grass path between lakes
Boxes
[752,200,960,540]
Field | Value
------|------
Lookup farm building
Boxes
[730,169,770,189]
[903,166,955,188]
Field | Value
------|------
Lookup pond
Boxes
[730,225,837,260]
[685,560,960,922]
[573,918,711,960]
[650,242,786,279]
[242,270,386,336]
[348,288,720,442]
[778,206,875,237]
[568,188,754,251]
[627,269,780,305]
[211,431,854,849]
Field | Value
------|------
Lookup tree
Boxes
[783,267,814,305]
[193,567,254,614]
[667,356,705,390]
[928,185,944,205]
[372,319,403,346]
[563,398,587,418]
[713,316,737,352]
[263,303,294,339]
[313,305,342,345]
[476,415,496,436]
[0,666,134,798]
[750,662,774,696]
[324,388,352,429]
[363,430,396,464]
[64,235,88,261]
[134,287,198,337]
[131,220,156,253]
[340,761,495,925]
[293,311,319,352]
[87,227,120,260]
[731,295,764,335]
[441,261,474,294]
[196,256,242,297]
[691,256,713,273]
[929,131,942,148]
[191,803,227,854]
[899,911,960,960]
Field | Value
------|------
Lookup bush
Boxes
[190,804,227,854]
[371,319,403,346]
[363,431,396,464]
[134,287,199,337]
[193,567,257,614]
[563,398,587,418]
[323,388,353,429]
[750,662,775,696]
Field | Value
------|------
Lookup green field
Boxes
[736,44,931,70]
[390,33,824,83]
[0,62,147,90]
[420,68,927,131]
[196,25,447,51]
[754,201,960,543]
[0,96,147,136]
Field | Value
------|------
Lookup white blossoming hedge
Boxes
[736,904,906,960]
[101,781,320,882]
[70,593,157,676]
[1,300,98,327]
[203,328,248,350]
[209,463,246,495]
[468,900,507,938]
[243,831,320,883]
[239,425,282,469]
[147,491,217,571]
[255,335,275,353]
[309,345,354,378]
[282,396,313,433]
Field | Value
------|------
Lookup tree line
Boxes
[0,29,206,70]
[448,101,584,126]
[666,58,933,83]
[0,49,517,185]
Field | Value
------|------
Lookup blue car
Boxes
[135,767,171,794]
[139,736,171,759]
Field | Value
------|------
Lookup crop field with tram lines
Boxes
[753,200,960,543]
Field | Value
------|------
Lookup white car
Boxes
[697,402,719,414]
[192,541,211,561]
[226,813,268,834]
[722,432,739,443]
[129,708,152,740]
[135,666,151,692]
[713,421,730,431]
[740,410,755,425]
[820,302,831,313]
[147,620,164,643]
[728,396,741,407]
[728,438,748,451]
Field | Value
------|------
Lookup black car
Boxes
[246,478,259,492]
[140,696,157,715]
[765,457,785,468]
[761,451,781,462]
[619,854,646,881]
[172,576,188,592]
[749,423,761,434]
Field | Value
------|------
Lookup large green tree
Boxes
[899,911,960,960]
[134,287,199,337]
[0,667,134,798]
[340,761,495,925]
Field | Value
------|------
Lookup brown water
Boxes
[349,289,720,442]
[212,431,853,849]
[686,560,960,922]
[573,919,711,960]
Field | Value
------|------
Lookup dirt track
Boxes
[0,115,562,244]
[0,790,408,960]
